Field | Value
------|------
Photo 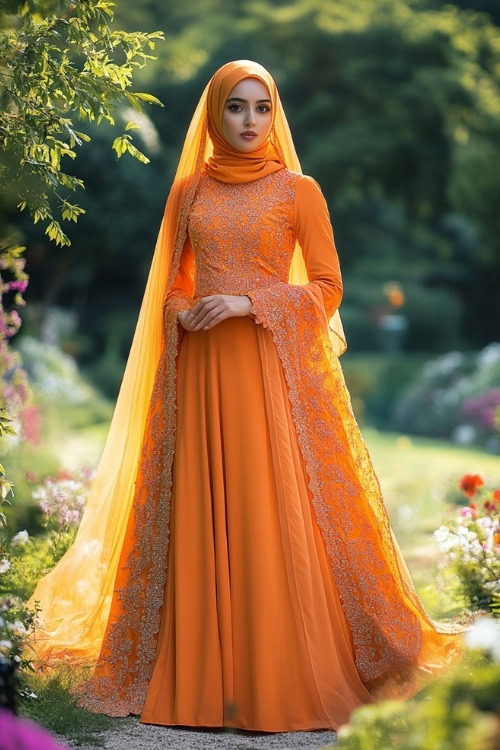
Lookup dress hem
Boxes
[138,717,338,733]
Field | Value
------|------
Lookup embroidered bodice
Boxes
[187,166,300,297]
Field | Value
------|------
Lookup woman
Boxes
[25,60,468,733]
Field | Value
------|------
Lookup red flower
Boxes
[459,473,485,498]
[493,489,500,504]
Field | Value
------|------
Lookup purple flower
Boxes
[0,708,71,749]
[462,389,500,430]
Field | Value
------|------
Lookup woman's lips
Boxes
[240,133,257,140]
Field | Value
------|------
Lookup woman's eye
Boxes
[227,104,270,112]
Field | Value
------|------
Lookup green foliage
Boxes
[0,0,165,248]
[334,650,500,750]
[112,132,150,162]
[1,525,79,602]
[18,662,123,747]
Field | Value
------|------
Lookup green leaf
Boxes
[132,92,164,107]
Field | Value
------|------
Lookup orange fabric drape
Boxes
[23,60,467,724]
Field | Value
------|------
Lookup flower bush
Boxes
[0,597,42,677]
[391,342,500,453]
[0,466,93,668]
[433,473,500,619]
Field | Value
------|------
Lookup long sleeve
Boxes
[163,233,195,342]
[246,174,343,325]
[164,232,196,309]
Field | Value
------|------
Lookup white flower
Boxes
[464,616,500,662]
[0,640,12,653]
[11,530,29,546]
[9,620,27,635]
[0,559,11,574]
[397,504,414,525]
[452,424,477,445]
[477,342,500,367]
[434,526,450,543]
[476,517,493,530]
[457,525,473,536]
[433,526,461,552]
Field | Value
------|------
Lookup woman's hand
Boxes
[178,294,252,331]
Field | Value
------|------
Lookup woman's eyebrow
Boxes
[226,97,272,104]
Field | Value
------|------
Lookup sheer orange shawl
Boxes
[24,60,466,716]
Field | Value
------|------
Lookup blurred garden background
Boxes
[1,0,500,747]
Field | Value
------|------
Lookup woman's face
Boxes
[222,77,273,152]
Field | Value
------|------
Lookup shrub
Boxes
[392,343,500,452]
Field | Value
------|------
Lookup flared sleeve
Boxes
[246,174,343,326]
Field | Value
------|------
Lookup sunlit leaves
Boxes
[44,219,70,246]
[112,134,150,164]
[60,201,85,222]
[0,0,165,249]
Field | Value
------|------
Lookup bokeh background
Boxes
[1,1,500,745]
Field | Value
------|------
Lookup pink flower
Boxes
[460,507,474,518]
[6,280,28,293]
[20,406,42,446]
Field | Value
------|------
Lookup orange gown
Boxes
[70,165,465,730]
[139,166,375,731]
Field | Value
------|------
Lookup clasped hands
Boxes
[178,294,253,332]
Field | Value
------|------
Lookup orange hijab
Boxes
[205,62,285,183]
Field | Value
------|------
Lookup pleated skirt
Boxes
[139,314,376,732]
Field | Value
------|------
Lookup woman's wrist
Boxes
[245,294,255,319]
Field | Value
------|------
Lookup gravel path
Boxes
[68,716,338,749]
